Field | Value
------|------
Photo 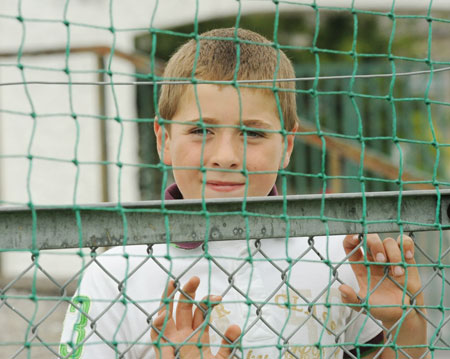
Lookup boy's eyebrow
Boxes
[242,119,273,129]
[184,117,275,129]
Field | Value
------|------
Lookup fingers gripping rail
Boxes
[1,189,449,250]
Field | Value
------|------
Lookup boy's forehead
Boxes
[176,84,279,121]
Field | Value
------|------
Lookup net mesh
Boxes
[0,1,450,358]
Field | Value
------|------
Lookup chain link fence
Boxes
[1,191,449,358]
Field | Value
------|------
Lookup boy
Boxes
[60,28,428,359]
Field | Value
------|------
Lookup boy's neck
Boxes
[165,183,184,200]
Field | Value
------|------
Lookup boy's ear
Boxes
[154,118,172,165]
[282,124,298,169]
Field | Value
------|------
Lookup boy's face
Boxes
[155,84,296,199]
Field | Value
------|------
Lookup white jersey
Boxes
[60,236,381,359]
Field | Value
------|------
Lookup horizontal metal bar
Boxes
[0,190,449,250]
[3,66,450,87]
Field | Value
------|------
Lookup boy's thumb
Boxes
[339,284,362,312]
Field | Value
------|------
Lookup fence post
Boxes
[97,55,109,202]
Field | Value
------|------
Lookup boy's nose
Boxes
[209,135,242,169]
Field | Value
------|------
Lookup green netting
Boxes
[0,1,450,359]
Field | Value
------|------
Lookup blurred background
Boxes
[0,0,449,357]
[1,0,449,206]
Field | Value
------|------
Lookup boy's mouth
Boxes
[205,181,246,192]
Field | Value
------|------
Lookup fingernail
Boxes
[394,266,404,276]
[340,291,347,298]
[405,250,413,259]
[375,253,386,263]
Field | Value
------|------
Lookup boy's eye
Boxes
[243,129,265,138]
[190,127,212,135]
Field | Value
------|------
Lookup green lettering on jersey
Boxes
[60,296,91,359]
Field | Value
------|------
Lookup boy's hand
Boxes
[339,234,424,326]
[340,234,429,358]
[151,276,241,359]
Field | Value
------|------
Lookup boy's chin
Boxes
[203,191,245,199]
[181,184,274,199]
[199,187,268,199]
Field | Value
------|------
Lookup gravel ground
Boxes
[1,289,68,359]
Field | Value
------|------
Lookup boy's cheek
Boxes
[247,173,279,197]
[171,142,200,165]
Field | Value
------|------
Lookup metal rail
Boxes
[0,45,161,73]
[0,190,449,250]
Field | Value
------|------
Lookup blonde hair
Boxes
[158,28,298,131]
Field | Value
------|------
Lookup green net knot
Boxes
[204,253,212,260]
